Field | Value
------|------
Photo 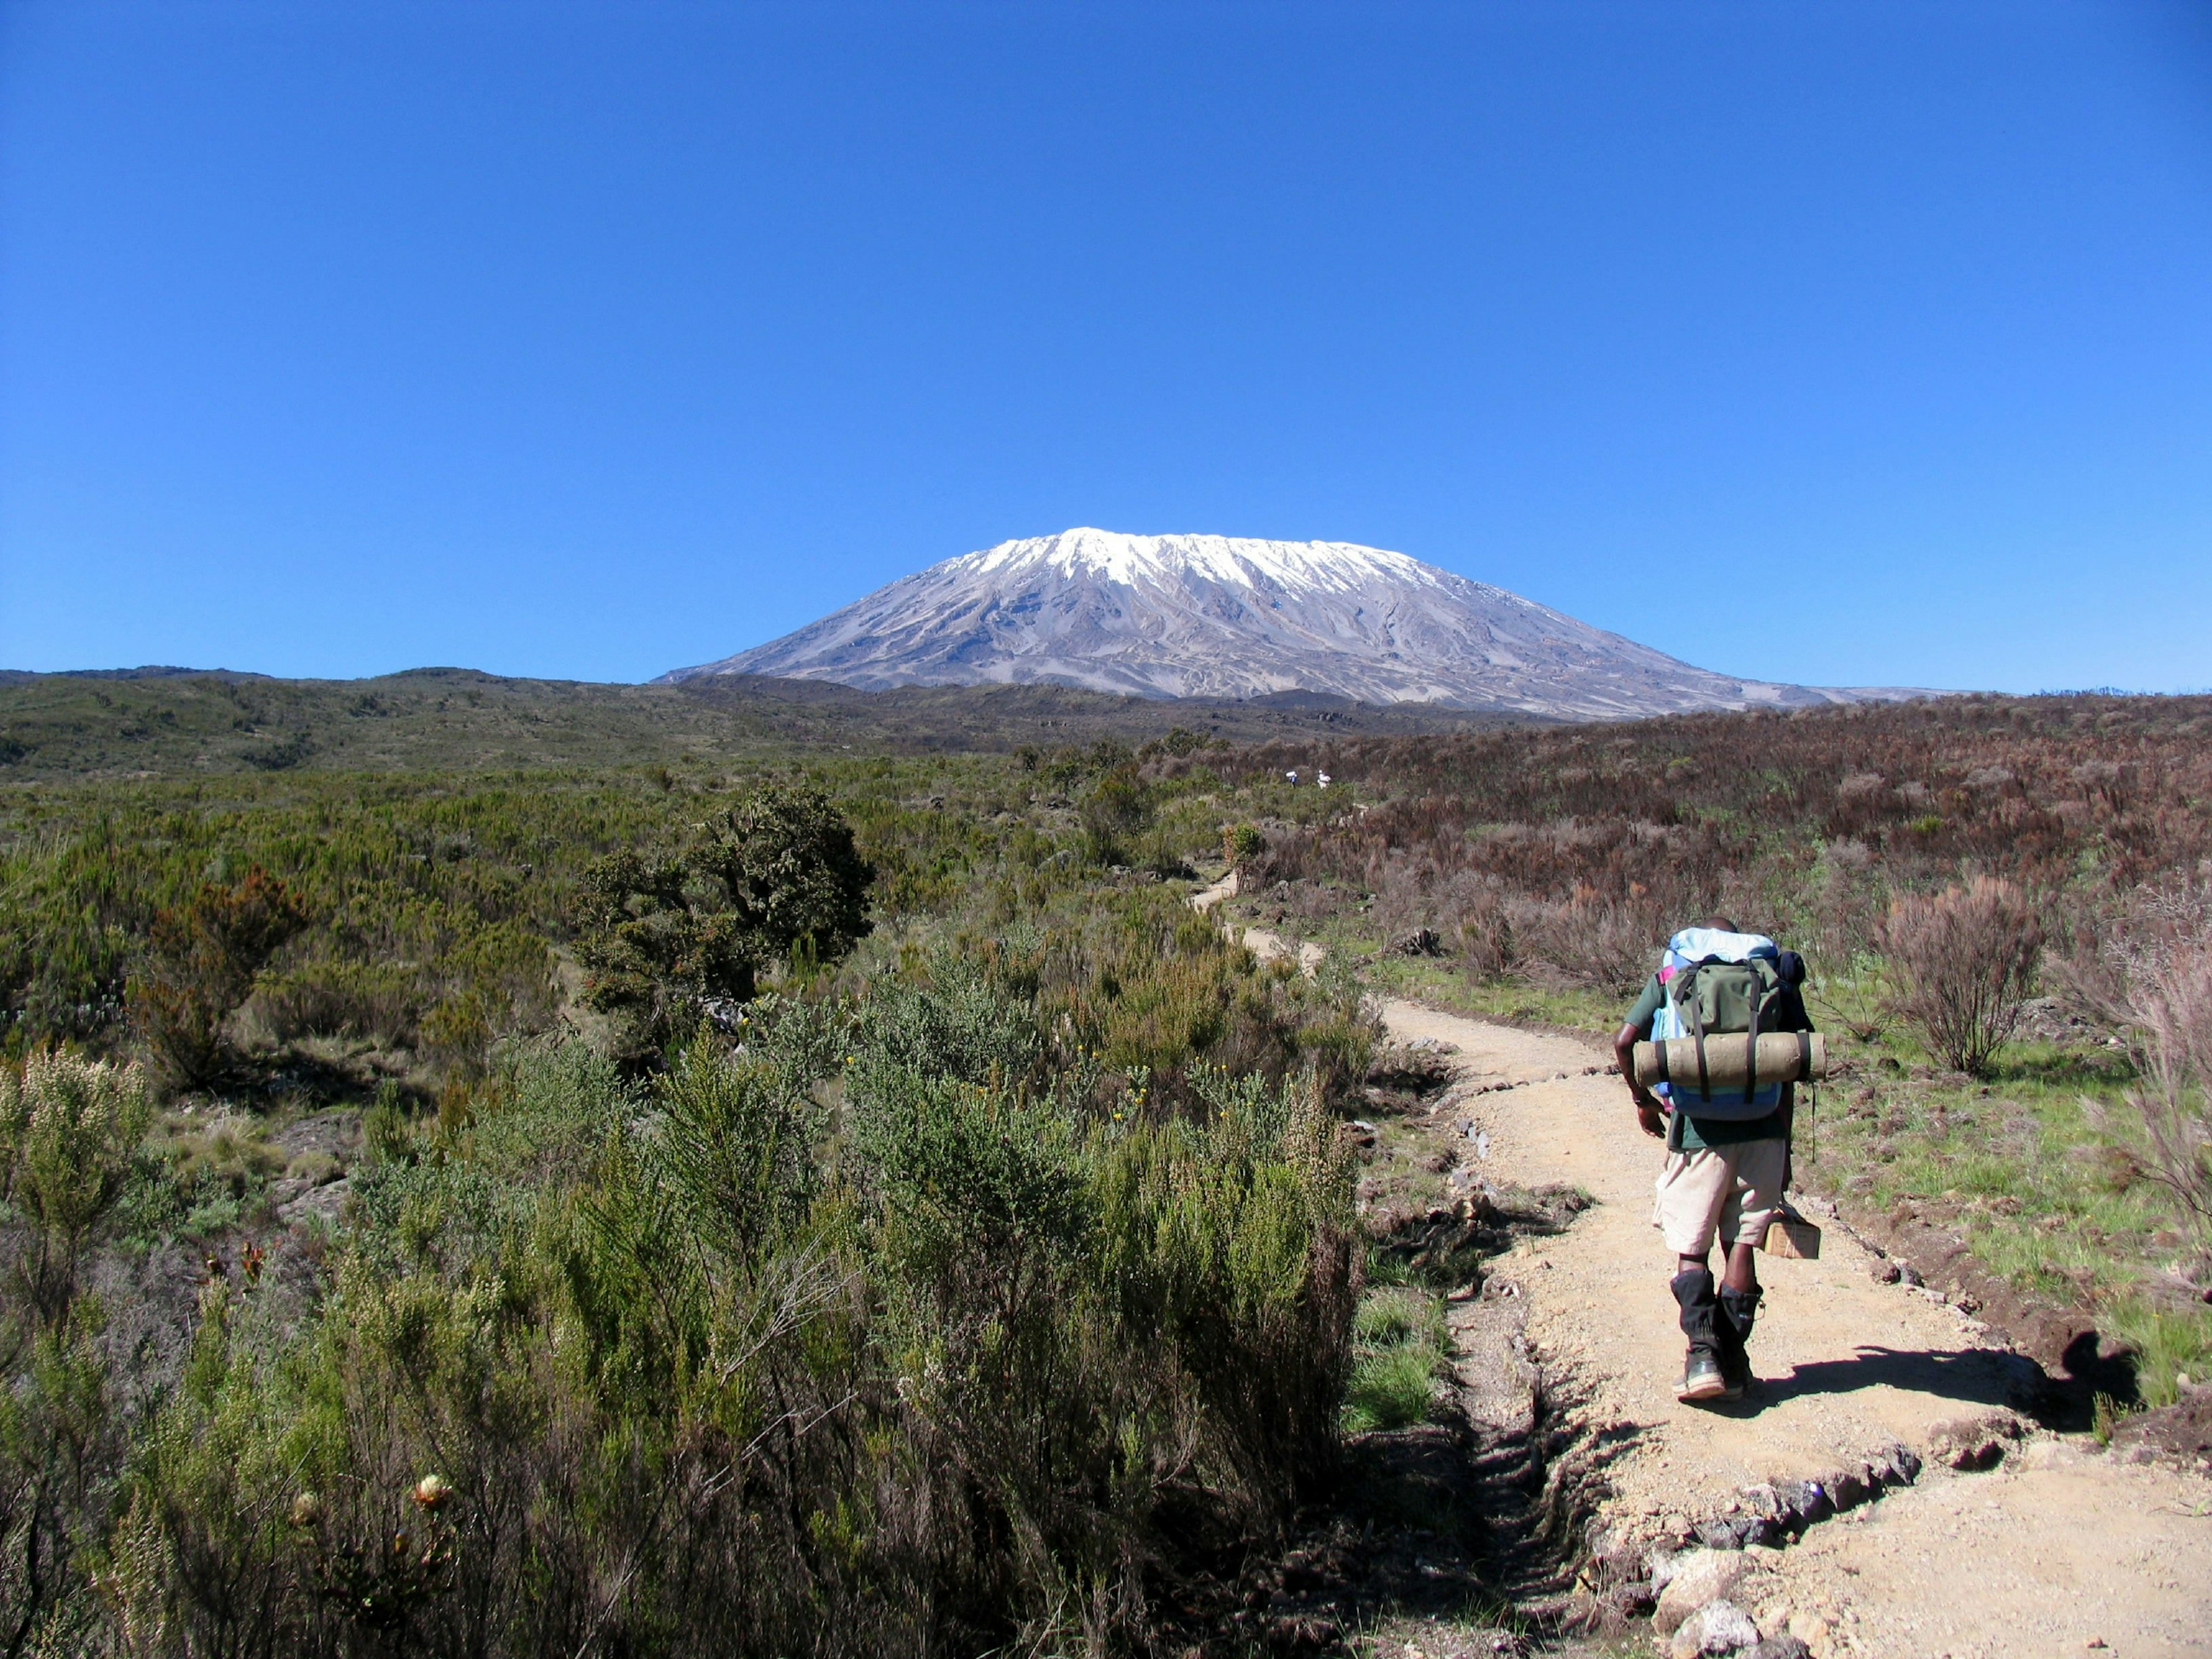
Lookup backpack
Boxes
[1651,928,1794,1120]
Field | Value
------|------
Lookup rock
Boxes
[1739,1483,1784,1520]
[1820,1464,1873,1512]
[1745,1639,1812,1659]
[1694,1512,1782,1550]
[1866,1442,1922,1487]
[271,1108,361,1162]
[1926,1411,2024,1472]
[1669,1599,1762,1657]
[279,1177,351,1227]
[1775,1478,1833,1528]
[1788,1611,1834,1651]
[1870,1260,1901,1285]
[1653,1551,1751,1634]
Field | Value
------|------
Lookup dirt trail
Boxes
[1230,921,2212,1656]
[1379,992,2212,1656]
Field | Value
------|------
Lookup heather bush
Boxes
[1211,699,2212,1028]
[2071,888,2212,1262]
[0,1054,154,1649]
[1879,877,2045,1076]
[111,964,1355,1655]
[2123,933,2212,1261]
[577,785,874,1061]
[1080,765,1156,865]
[128,868,309,1090]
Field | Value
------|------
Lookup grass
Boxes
[1342,1285,1451,1434]
[2103,1301,2212,1409]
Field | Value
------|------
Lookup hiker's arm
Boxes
[1614,1023,1666,1138]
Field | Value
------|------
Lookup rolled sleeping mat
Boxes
[1631,1031,1827,1093]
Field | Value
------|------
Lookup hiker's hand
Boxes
[1637,1104,1666,1139]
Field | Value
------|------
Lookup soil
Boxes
[1228,921,2212,1657]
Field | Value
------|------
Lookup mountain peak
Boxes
[952,529,1450,598]
[661,529,1921,718]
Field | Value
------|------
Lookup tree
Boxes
[577,786,873,1060]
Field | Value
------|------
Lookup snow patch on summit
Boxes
[956,529,1451,599]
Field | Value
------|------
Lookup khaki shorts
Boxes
[1652,1138,1787,1257]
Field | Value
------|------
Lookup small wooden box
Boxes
[1762,1210,1823,1260]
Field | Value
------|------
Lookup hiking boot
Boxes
[1717,1285,1762,1400]
[1671,1268,1729,1403]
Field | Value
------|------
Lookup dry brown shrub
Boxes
[127,868,309,1090]
[1879,876,2044,1076]
[2071,887,2212,1257]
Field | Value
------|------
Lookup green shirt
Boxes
[1623,973,1789,1150]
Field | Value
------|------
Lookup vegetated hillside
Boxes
[667,527,1929,716]
[0,665,1520,779]
[1200,692,2212,988]
[0,744,1383,1654]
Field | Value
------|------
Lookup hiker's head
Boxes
[1702,915,1741,934]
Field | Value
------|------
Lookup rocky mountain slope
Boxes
[662,529,1922,719]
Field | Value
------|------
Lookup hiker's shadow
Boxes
[1725,1346,2033,1415]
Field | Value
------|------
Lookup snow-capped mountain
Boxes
[660,529,1915,718]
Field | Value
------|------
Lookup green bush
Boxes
[118,957,1356,1654]
[0,1053,154,1646]
[577,784,874,1061]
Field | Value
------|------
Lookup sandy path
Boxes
[1370,993,2212,1656]
[1219,912,2212,1651]
[1753,1439,2212,1658]
[1392,990,2025,1512]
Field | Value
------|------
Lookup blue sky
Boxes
[2,1,2208,692]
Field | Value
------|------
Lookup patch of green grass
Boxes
[1800,1029,2202,1340]
[1342,1285,1450,1434]
[2104,1300,2212,1410]
[1344,1346,1442,1434]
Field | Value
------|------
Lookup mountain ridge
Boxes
[662,529,1934,719]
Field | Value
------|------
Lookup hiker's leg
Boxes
[1711,1141,1785,1395]
[1719,1239,1759,1293]
[1656,1152,1730,1402]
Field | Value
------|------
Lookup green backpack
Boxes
[1654,929,1795,1118]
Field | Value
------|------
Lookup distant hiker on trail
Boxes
[1612,918,1814,1405]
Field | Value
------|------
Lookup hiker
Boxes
[1612,918,1813,1404]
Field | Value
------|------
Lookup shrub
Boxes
[0,1053,153,1645]
[1080,766,1155,865]
[578,785,874,1060]
[120,947,1359,1657]
[1879,877,2044,1076]
[127,868,309,1089]
[2111,905,2212,1262]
